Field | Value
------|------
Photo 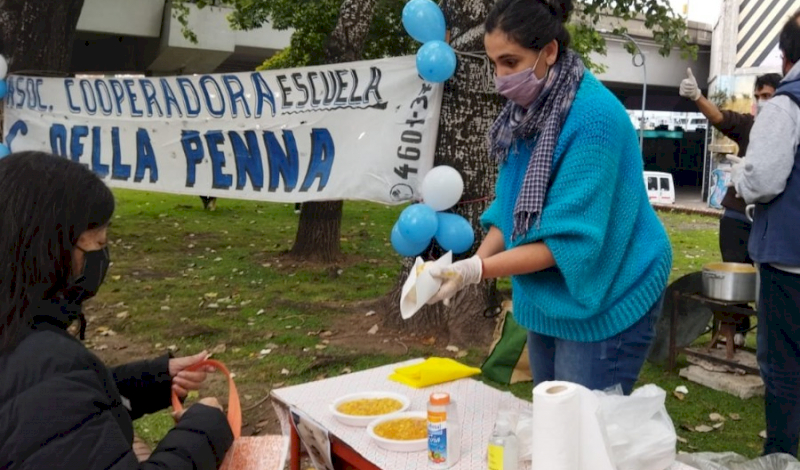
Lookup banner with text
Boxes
[3,56,442,204]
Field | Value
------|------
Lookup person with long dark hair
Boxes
[0,152,233,469]
[427,0,672,394]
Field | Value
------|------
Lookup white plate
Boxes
[367,411,428,453]
[329,391,410,427]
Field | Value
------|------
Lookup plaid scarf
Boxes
[487,50,585,239]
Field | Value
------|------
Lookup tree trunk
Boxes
[0,0,85,73]
[289,0,378,263]
[0,0,84,138]
[382,0,505,347]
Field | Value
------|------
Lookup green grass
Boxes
[90,190,765,457]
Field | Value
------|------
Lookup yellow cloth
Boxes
[389,357,481,388]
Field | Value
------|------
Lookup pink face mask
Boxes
[494,54,547,108]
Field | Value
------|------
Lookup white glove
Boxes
[426,255,483,306]
[679,68,702,101]
[725,155,743,195]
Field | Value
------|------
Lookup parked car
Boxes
[644,171,676,205]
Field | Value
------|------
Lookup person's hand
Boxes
[679,68,702,101]
[172,397,223,422]
[426,255,483,307]
[725,155,743,192]
[169,351,214,399]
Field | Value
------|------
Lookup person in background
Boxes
[426,0,671,395]
[680,68,782,345]
[0,152,233,469]
[730,9,800,457]
[200,196,217,211]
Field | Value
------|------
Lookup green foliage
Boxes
[172,0,697,74]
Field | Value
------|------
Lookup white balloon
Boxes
[0,56,7,80]
[420,165,464,211]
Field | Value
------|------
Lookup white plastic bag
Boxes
[595,384,677,470]
[676,452,800,470]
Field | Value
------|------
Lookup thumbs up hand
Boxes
[680,68,702,101]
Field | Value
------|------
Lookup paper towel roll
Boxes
[531,381,617,470]
[531,381,582,470]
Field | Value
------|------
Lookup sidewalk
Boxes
[654,188,722,218]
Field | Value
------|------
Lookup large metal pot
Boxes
[701,262,757,302]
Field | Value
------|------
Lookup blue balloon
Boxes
[402,0,446,43]
[435,212,475,254]
[397,203,438,244]
[0,144,10,158]
[416,41,457,83]
[0,80,7,99]
[392,222,431,257]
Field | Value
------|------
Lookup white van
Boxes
[644,171,676,205]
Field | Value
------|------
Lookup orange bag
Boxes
[171,360,287,470]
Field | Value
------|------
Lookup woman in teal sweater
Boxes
[427,0,672,394]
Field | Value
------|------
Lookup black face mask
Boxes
[68,246,111,304]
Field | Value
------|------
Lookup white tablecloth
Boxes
[270,358,697,470]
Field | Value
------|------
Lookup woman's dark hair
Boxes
[0,152,114,350]
[780,9,800,65]
[755,73,782,91]
[485,0,574,56]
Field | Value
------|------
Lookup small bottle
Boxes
[488,410,519,470]
[428,392,461,468]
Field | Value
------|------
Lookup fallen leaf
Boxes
[729,413,741,421]
[315,344,328,350]
[365,310,377,317]
[676,436,688,444]
[695,425,714,433]
[759,430,768,439]
[160,306,171,311]
[455,351,468,359]
[281,368,290,375]
[259,349,272,356]
[94,344,109,351]
[713,423,724,430]
[675,385,689,395]
[709,413,725,422]
[673,391,686,401]
[257,309,265,315]
[111,275,121,281]
[204,292,218,299]
[320,331,333,338]
[342,367,353,374]
[116,311,129,319]
[368,324,379,335]
[211,343,227,354]
[446,345,460,353]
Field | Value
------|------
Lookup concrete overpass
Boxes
[71,0,291,75]
[590,15,713,112]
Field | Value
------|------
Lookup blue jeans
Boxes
[757,263,800,456]
[527,296,663,395]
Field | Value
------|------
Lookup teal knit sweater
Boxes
[481,71,672,342]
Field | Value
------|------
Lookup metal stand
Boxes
[669,291,758,374]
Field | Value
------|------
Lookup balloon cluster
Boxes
[0,55,9,158]
[402,0,457,83]
[391,166,475,257]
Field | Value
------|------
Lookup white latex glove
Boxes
[679,68,702,101]
[725,155,743,192]
[426,255,483,307]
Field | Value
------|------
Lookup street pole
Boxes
[621,32,647,153]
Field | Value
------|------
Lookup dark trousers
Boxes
[719,216,753,333]
[758,263,800,456]
[719,216,752,264]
